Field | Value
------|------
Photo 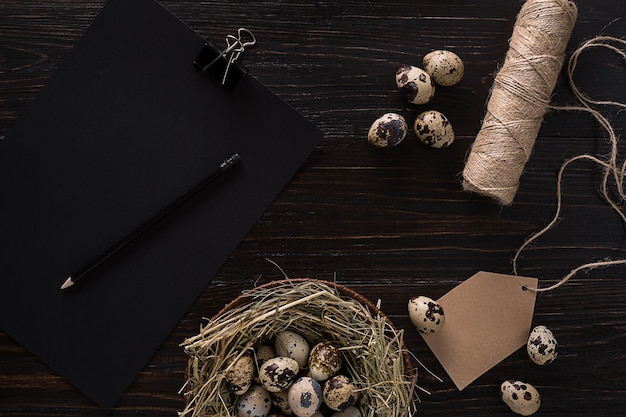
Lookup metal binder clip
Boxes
[194,28,256,90]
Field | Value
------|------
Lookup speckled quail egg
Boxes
[259,356,300,392]
[256,344,276,364]
[288,377,323,417]
[423,50,464,86]
[396,65,435,105]
[237,385,273,417]
[367,113,408,148]
[501,380,541,416]
[413,110,454,148]
[331,406,362,417]
[270,390,294,416]
[323,375,358,411]
[408,295,445,334]
[527,325,558,365]
[309,342,342,381]
[225,351,255,395]
[275,330,311,369]
[254,344,277,384]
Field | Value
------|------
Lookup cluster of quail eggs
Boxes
[368,49,464,150]
[499,325,559,416]
[405,292,559,416]
[227,330,360,417]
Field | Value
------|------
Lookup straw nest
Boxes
[179,278,418,417]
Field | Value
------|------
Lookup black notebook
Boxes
[0,0,322,409]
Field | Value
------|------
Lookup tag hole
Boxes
[522,285,528,291]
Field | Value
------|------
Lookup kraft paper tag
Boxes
[421,271,538,390]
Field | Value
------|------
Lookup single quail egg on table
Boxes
[367,113,408,148]
[396,65,435,105]
[526,325,558,365]
[413,110,454,148]
[500,380,541,416]
[423,50,464,86]
[408,295,445,334]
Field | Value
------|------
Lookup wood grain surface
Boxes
[1,0,625,416]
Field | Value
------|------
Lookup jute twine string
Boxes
[514,36,626,292]
[462,0,578,205]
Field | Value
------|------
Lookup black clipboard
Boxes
[0,0,322,409]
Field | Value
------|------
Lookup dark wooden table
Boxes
[1,1,625,415]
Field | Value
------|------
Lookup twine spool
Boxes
[462,0,578,205]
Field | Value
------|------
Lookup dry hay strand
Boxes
[179,278,418,417]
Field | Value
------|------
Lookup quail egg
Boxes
[413,110,454,148]
[396,65,435,105]
[527,325,558,365]
[408,295,445,334]
[309,342,342,381]
[323,375,358,411]
[256,344,277,364]
[288,376,323,417]
[501,380,541,416]
[275,330,311,369]
[225,351,255,395]
[270,390,294,416]
[367,113,408,148]
[331,406,362,417]
[254,344,277,384]
[237,385,273,417]
[259,356,300,392]
[423,50,464,86]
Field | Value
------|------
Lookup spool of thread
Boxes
[462,0,578,205]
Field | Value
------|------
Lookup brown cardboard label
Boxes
[421,271,538,390]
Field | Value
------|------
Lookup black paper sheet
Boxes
[0,0,322,409]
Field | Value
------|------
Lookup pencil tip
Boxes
[61,276,74,290]
[221,153,241,169]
